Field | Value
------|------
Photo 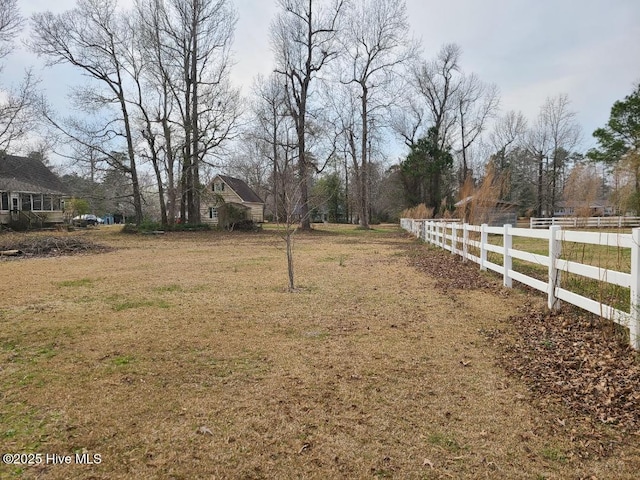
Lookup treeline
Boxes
[1,0,638,226]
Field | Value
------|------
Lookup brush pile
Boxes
[0,235,111,259]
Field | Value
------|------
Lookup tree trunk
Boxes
[119,92,144,225]
[162,117,176,225]
[359,84,370,229]
[537,152,544,217]
[189,0,201,224]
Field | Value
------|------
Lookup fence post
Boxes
[441,223,446,249]
[548,225,562,310]
[462,223,469,262]
[630,228,640,349]
[503,224,512,288]
[451,223,457,255]
[431,221,435,245]
[480,223,488,271]
[530,217,533,229]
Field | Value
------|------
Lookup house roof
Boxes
[217,174,263,203]
[0,154,68,195]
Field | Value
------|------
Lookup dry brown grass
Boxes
[1,224,638,479]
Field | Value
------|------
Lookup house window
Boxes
[1,192,8,211]
[43,195,52,211]
[32,194,43,211]
[213,182,225,192]
[55,197,62,211]
[21,194,32,211]
[209,207,218,220]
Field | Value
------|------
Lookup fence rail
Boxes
[400,218,640,350]
[530,216,640,229]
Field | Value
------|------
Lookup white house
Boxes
[202,174,264,226]
[0,154,68,227]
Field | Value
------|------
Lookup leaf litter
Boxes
[406,239,640,458]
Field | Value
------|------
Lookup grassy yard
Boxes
[0,225,638,479]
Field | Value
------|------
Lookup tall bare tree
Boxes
[456,73,499,183]
[30,0,145,224]
[489,110,528,171]
[487,110,527,200]
[251,73,292,222]
[0,0,22,60]
[149,0,239,224]
[271,0,346,230]
[0,0,38,152]
[339,0,413,228]
[527,94,580,216]
[411,43,463,151]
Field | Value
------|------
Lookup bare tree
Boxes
[30,0,145,224]
[489,110,528,170]
[339,0,413,228]
[411,43,463,150]
[526,94,580,216]
[456,73,499,183]
[0,0,39,151]
[250,73,291,221]
[543,94,581,214]
[146,0,239,224]
[271,0,346,230]
[0,70,39,152]
[0,0,22,60]
[487,110,527,199]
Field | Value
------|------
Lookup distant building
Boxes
[554,200,616,217]
[455,196,518,226]
[202,174,264,227]
[0,154,69,227]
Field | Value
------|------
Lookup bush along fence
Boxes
[400,218,640,350]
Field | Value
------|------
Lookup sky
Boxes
[5,0,640,164]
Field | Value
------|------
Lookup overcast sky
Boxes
[7,0,640,161]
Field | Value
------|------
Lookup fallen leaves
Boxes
[405,243,499,292]
[406,237,640,456]
[499,304,640,436]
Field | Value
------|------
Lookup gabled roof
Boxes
[0,154,68,195]
[217,174,263,203]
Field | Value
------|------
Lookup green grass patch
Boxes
[427,432,463,452]
[540,447,567,463]
[112,355,135,366]
[153,284,184,293]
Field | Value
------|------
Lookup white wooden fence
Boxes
[400,218,640,350]
[530,216,640,229]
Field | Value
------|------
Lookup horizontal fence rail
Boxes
[530,216,640,229]
[400,218,640,350]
